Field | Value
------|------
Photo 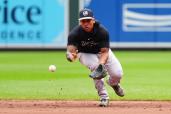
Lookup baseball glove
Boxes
[89,64,107,79]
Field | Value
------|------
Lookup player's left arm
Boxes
[99,48,109,64]
[99,28,110,65]
[89,48,108,79]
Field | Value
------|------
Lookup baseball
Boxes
[48,65,56,72]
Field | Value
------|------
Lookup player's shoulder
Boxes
[95,21,109,36]
[68,25,81,37]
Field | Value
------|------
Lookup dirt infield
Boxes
[0,100,171,114]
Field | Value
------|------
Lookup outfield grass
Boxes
[0,51,171,100]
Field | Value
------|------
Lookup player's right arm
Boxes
[66,29,78,62]
[66,45,78,62]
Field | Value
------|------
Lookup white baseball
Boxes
[49,65,56,72]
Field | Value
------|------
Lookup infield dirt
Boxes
[0,100,171,114]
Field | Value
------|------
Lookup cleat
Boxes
[112,84,125,97]
[99,99,109,107]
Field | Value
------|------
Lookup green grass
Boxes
[0,51,171,100]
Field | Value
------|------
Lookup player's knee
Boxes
[108,76,120,86]
[111,70,123,78]
[108,70,123,86]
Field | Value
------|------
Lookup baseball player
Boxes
[66,8,124,107]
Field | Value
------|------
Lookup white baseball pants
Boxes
[78,49,123,100]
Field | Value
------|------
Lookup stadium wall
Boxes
[0,0,68,49]
[81,0,171,49]
[1,0,171,49]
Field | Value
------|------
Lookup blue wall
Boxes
[85,0,171,47]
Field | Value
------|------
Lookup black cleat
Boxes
[112,84,125,97]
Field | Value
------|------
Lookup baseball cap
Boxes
[79,9,94,21]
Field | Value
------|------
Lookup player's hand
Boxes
[66,51,77,62]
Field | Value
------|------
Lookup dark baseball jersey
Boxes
[67,21,110,54]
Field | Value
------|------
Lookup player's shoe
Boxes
[99,99,109,107]
[107,80,125,97]
[111,84,125,97]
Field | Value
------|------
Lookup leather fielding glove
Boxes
[89,64,107,79]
